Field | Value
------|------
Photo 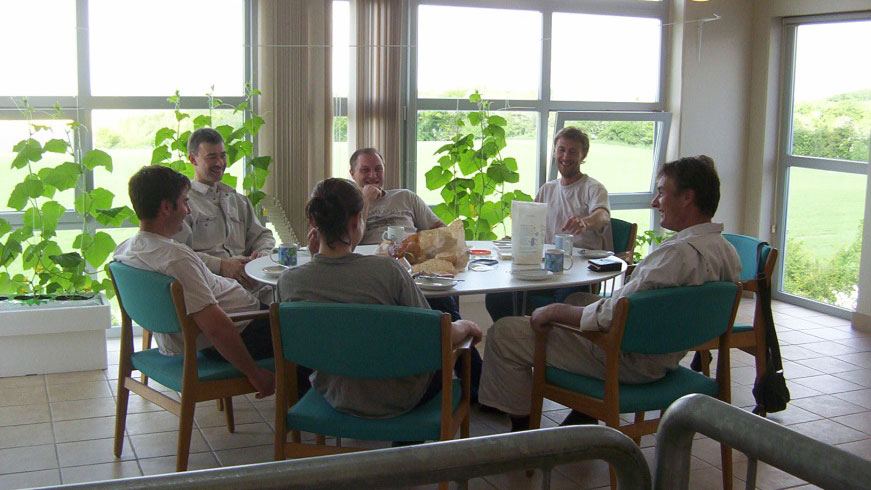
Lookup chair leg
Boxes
[113,379,130,458]
[176,394,197,472]
[632,412,644,445]
[140,332,151,386]
[316,433,326,445]
[224,396,235,433]
[216,398,224,411]
[721,443,733,490]
[700,350,712,377]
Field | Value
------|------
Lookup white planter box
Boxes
[0,295,111,377]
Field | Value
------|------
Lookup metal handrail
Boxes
[655,394,871,490]
[35,426,649,490]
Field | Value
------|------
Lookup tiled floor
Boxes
[0,298,868,489]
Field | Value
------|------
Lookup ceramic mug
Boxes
[271,243,298,266]
[382,225,405,242]
[554,233,573,255]
[544,249,574,274]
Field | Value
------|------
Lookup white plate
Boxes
[263,265,288,277]
[415,278,458,291]
[578,249,614,259]
[510,269,553,281]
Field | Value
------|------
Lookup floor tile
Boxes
[790,394,866,418]
[0,385,47,408]
[0,423,54,450]
[57,437,135,467]
[200,422,273,451]
[834,388,871,409]
[790,374,864,394]
[0,375,44,390]
[138,452,220,475]
[779,345,824,361]
[690,437,748,468]
[800,340,861,356]
[483,467,580,490]
[835,437,871,459]
[194,398,266,428]
[781,361,824,379]
[686,466,745,490]
[53,416,117,443]
[47,380,113,402]
[213,444,275,467]
[50,397,117,421]
[733,460,806,490]
[0,444,58,473]
[776,331,825,345]
[834,369,871,388]
[0,469,60,490]
[830,411,871,435]
[795,356,859,375]
[787,418,867,445]
[763,404,822,426]
[124,411,181,436]
[0,403,50,427]
[838,352,871,368]
[45,370,106,385]
[128,429,209,459]
[60,461,141,484]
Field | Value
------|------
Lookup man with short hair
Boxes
[173,128,274,293]
[114,166,274,398]
[478,155,741,431]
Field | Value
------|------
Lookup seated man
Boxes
[115,165,275,398]
[485,127,612,321]
[478,155,741,430]
[173,128,275,299]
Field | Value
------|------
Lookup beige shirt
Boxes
[536,174,613,251]
[114,232,260,356]
[361,189,442,244]
[173,180,275,274]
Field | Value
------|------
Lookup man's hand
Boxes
[219,257,255,289]
[249,366,275,399]
[561,216,588,235]
[307,228,320,254]
[362,184,383,207]
[451,319,483,346]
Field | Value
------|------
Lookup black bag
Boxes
[751,241,790,415]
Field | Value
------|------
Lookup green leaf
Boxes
[249,155,272,171]
[11,152,29,169]
[43,138,69,153]
[151,145,172,164]
[234,101,248,113]
[468,112,482,126]
[248,189,265,207]
[432,203,458,224]
[458,151,479,176]
[89,188,115,210]
[0,239,22,267]
[434,143,453,155]
[41,201,66,235]
[215,125,234,142]
[192,114,212,129]
[50,252,84,269]
[38,162,81,191]
[253,167,268,188]
[0,218,10,238]
[82,149,112,170]
[486,163,511,184]
[175,110,190,122]
[437,155,454,169]
[424,167,451,190]
[469,92,482,103]
[0,272,14,294]
[94,206,135,227]
[227,145,240,165]
[244,115,265,135]
[13,138,44,164]
[176,130,191,153]
[502,157,518,171]
[221,174,238,188]
[154,127,176,146]
[84,231,116,269]
[479,201,503,227]
[73,232,91,249]
[440,185,456,203]
[236,140,254,157]
[487,115,507,126]
[7,178,44,210]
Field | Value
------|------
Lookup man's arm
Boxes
[530,303,584,332]
[450,319,482,346]
[562,207,610,235]
[190,304,274,398]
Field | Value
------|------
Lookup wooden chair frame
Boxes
[108,264,269,471]
[530,284,741,490]
[270,303,472,463]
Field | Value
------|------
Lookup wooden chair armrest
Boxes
[615,251,633,264]
[548,322,610,348]
[227,310,269,322]
[450,336,474,363]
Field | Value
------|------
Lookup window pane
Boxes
[0,2,77,96]
[331,116,349,178]
[0,120,76,212]
[551,13,661,102]
[417,6,541,99]
[332,0,350,98]
[91,109,244,209]
[791,20,871,162]
[414,110,538,206]
[782,167,865,309]
[89,0,245,96]
[610,208,653,258]
[561,121,656,194]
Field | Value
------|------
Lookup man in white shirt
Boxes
[485,127,612,321]
[173,128,274,295]
[114,166,274,398]
[478,155,741,430]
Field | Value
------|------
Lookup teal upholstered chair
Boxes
[696,235,778,396]
[530,281,741,490]
[107,261,273,472]
[270,302,471,462]
[610,217,638,264]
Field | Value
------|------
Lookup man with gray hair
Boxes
[173,128,274,295]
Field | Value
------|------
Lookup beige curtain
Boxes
[257,0,332,241]
[350,0,404,190]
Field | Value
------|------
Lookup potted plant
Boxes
[424,91,533,240]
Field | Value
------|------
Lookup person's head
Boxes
[552,127,590,181]
[651,155,720,231]
[348,148,385,190]
[306,178,365,249]
[128,165,191,231]
[187,128,227,186]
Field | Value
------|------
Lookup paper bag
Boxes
[511,201,547,265]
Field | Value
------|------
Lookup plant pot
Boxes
[0,293,111,377]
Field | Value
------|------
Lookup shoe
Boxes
[478,403,506,415]
[560,410,598,426]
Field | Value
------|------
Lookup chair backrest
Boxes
[619,282,739,354]
[276,302,444,378]
[723,233,773,282]
[610,218,637,255]
[108,261,183,334]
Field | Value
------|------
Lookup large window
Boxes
[776,15,871,316]
[331,0,350,179]
[406,1,670,236]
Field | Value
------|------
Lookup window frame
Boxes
[773,12,871,318]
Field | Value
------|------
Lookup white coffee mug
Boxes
[544,249,574,274]
[554,233,573,256]
[382,225,405,242]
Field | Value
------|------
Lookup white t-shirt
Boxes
[535,174,612,251]
[114,231,260,356]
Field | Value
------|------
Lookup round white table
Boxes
[245,241,625,299]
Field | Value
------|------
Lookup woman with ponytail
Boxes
[278,178,481,419]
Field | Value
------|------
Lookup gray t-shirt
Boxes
[278,253,433,418]
[361,189,442,244]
